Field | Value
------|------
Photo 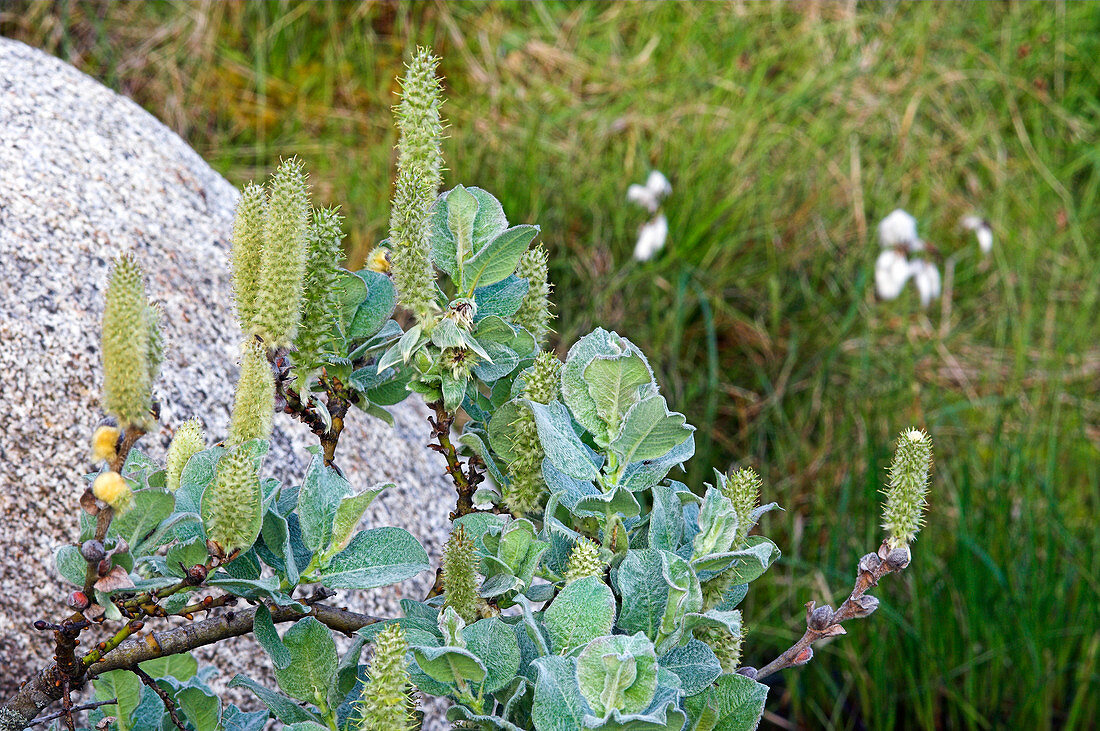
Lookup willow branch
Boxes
[748,540,912,682]
[0,602,384,731]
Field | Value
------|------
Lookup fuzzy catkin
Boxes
[228,340,275,446]
[293,206,345,388]
[231,183,268,333]
[882,428,933,548]
[564,537,603,583]
[204,447,261,557]
[389,47,444,323]
[166,419,205,492]
[356,624,416,731]
[514,245,553,344]
[502,353,561,515]
[442,526,480,624]
[255,158,310,348]
[723,467,761,547]
[694,621,744,674]
[101,255,156,429]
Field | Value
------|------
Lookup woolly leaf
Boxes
[528,401,600,481]
[683,673,768,731]
[474,274,529,322]
[544,576,616,654]
[272,617,337,705]
[575,633,658,718]
[318,527,429,589]
[465,617,522,693]
[228,675,321,725]
[583,352,654,445]
[531,655,589,731]
[658,639,721,696]
[460,224,540,294]
[610,394,694,466]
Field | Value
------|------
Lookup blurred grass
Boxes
[4,1,1099,728]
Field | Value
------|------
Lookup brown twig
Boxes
[426,400,492,520]
[129,666,185,731]
[271,351,354,468]
[747,540,912,681]
[28,699,114,727]
[0,602,385,730]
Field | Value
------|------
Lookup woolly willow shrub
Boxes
[0,47,933,731]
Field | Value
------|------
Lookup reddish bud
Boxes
[793,646,814,665]
[68,591,90,612]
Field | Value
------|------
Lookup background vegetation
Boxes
[4,1,1098,728]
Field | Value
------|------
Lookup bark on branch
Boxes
[0,602,383,731]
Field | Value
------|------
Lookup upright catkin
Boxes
[254,158,310,348]
[166,419,205,492]
[101,255,157,430]
[293,206,345,389]
[355,624,417,731]
[441,526,480,624]
[231,183,268,333]
[228,340,275,446]
[389,47,444,323]
[882,428,933,548]
[514,245,553,345]
[502,352,561,515]
[203,447,262,557]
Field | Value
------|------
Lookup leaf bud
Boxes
[736,666,758,679]
[808,604,835,631]
[92,471,133,515]
[80,540,106,564]
[850,595,880,619]
[68,591,90,612]
[884,544,912,571]
[793,646,814,665]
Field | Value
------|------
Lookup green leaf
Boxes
[260,510,300,586]
[411,645,488,684]
[691,537,780,584]
[692,488,738,560]
[54,544,86,587]
[228,675,321,725]
[321,483,390,562]
[343,270,396,341]
[93,669,143,731]
[610,394,694,466]
[544,577,616,654]
[531,655,589,731]
[659,639,722,696]
[561,328,623,438]
[460,224,540,294]
[474,274,529,322]
[575,633,658,718]
[464,617,522,693]
[318,527,429,589]
[253,604,292,670]
[614,549,669,640]
[528,401,600,481]
[222,705,271,731]
[683,673,769,731]
[137,653,197,682]
[432,186,510,283]
[273,617,338,705]
[297,454,351,555]
[648,483,685,552]
[110,489,175,553]
[176,683,221,731]
[583,352,654,445]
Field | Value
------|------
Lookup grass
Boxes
[4,1,1100,728]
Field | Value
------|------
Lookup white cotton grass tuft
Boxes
[961,215,993,255]
[908,259,941,308]
[633,214,669,262]
[875,249,911,300]
[628,170,672,260]
[878,208,923,252]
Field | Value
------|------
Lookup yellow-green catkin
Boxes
[514,245,553,345]
[442,526,480,624]
[723,467,761,547]
[203,447,261,557]
[101,254,159,430]
[694,621,745,674]
[166,418,205,492]
[255,158,310,349]
[356,624,416,731]
[228,340,275,446]
[389,47,444,323]
[293,206,345,389]
[231,183,268,333]
[502,353,561,515]
[564,537,603,584]
[882,428,933,549]
[93,471,133,515]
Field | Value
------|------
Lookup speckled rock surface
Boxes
[0,37,451,723]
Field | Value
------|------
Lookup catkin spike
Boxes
[389,47,445,323]
[231,183,268,333]
[501,353,561,515]
[293,206,345,389]
[101,255,156,430]
[166,419,205,492]
[441,526,480,624]
[723,467,761,547]
[882,428,933,548]
[694,620,745,674]
[514,245,554,344]
[355,624,417,731]
[255,158,310,348]
[564,537,603,584]
[228,340,275,446]
[202,447,262,558]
